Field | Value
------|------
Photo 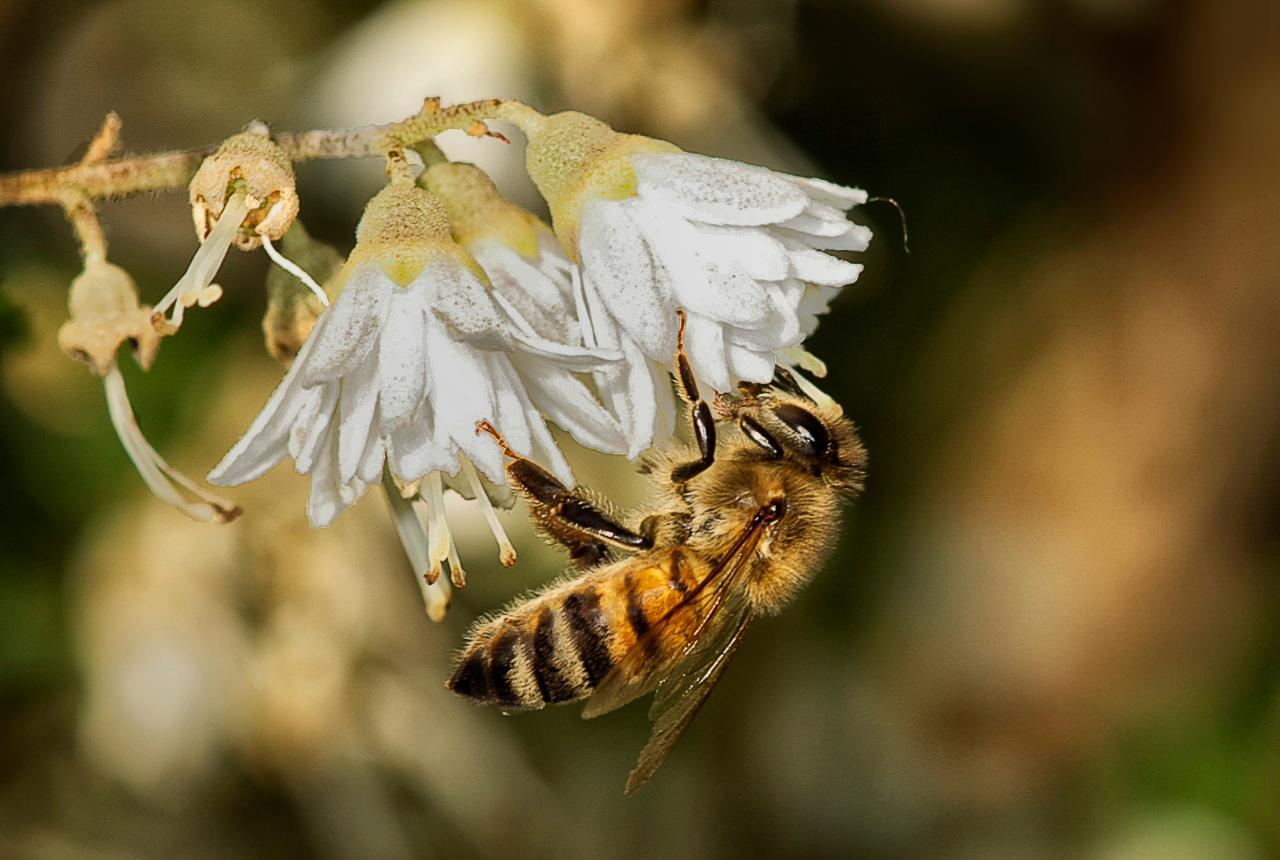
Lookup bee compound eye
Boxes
[773,403,831,459]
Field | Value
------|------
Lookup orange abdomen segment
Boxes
[447,549,702,710]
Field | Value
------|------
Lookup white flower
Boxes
[421,160,629,456]
[498,107,870,453]
[207,181,612,537]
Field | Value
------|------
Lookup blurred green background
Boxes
[2,0,1280,857]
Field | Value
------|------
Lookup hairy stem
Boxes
[0,97,516,209]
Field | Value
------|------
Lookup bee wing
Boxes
[623,606,754,795]
[582,512,768,720]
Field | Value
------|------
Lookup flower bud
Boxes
[57,259,162,376]
[189,128,299,251]
[421,161,542,256]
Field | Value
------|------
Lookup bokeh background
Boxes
[2,0,1279,856]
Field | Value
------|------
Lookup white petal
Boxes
[578,200,676,358]
[306,422,348,528]
[337,354,380,482]
[208,327,325,486]
[682,312,732,394]
[648,357,678,449]
[778,200,855,236]
[302,264,395,387]
[632,151,808,226]
[779,235,865,286]
[388,399,458,480]
[512,352,629,455]
[775,214,873,252]
[472,241,576,344]
[774,276,807,311]
[722,289,803,353]
[510,330,621,373]
[290,383,339,473]
[797,283,838,336]
[626,201,771,330]
[693,223,790,281]
[376,295,428,430]
[592,334,658,458]
[491,354,573,486]
[423,321,504,480]
[728,345,775,383]
[419,258,511,350]
[485,353,534,458]
[356,432,386,486]
[783,174,868,210]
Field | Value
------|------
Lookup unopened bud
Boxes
[420,161,541,257]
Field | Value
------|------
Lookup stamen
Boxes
[423,576,451,623]
[446,531,466,589]
[461,456,517,567]
[381,468,450,620]
[779,346,828,378]
[382,467,429,574]
[104,366,241,523]
[424,472,451,581]
[261,234,330,308]
[153,192,252,329]
[787,365,839,409]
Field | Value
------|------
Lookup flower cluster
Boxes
[62,101,870,618]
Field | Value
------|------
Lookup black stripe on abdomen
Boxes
[562,588,614,686]
[487,626,522,708]
[529,606,577,703]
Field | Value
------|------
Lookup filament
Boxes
[153,192,252,328]
[423,472,451,582]
[461,456,517,567]
[261,234,330,307]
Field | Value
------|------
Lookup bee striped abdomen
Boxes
[449,550,702,710]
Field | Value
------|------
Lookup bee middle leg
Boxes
[671,309,718,484]
[477,420,652,566]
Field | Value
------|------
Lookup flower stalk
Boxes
[0,98,516,210]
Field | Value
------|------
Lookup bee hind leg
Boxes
[476,420,653,565]
[671,309,717,484]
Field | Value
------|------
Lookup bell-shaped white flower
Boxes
[498,105,870,453]
[421,160,629,456]
[207,178,613,532]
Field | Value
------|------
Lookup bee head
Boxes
[731,367,866,492]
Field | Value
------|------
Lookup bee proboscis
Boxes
[448,311,865,794]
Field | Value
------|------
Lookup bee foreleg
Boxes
[671,309,718,484]
[477,420,653,564]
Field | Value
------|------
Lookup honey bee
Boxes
[449,311,865,794]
